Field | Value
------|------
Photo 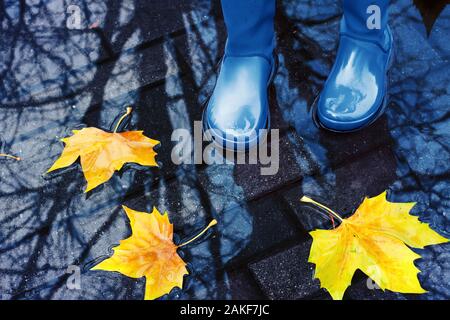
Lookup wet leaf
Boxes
[92,206,217,300]
[47,109,159,192]
[302,191,449,300]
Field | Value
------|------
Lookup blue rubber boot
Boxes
[203,0,276,151]
[316,0,393,132]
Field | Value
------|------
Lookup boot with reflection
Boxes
[316,0,393,132]
[203,0,277,151]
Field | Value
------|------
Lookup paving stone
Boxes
[101,0,212,55]
[15,272,143,300]
[231,133,304,201]
[226,195,304,268]
[0,18,186,110]
[282,145,397,231]
[345,278,407,300]
[269,92,292,133]
[227,267,266,300]
[282,187,331,232]
[249,240,323,300]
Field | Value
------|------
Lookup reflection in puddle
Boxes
[161,7,252,298]
[0,0,449,299]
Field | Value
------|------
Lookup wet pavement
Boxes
[0,0,449,300]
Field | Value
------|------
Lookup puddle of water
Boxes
[0,0,449,299]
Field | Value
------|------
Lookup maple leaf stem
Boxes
[178,219,218,248]
[300,196,344,223]
[113,107,133,133]
[0,153,21,161]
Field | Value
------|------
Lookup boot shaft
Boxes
[342,0,390,45]
[221,0,276,61]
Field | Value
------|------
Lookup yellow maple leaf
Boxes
[47,108,160,192]
[92,206,217,300]
[301,191,449,300]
